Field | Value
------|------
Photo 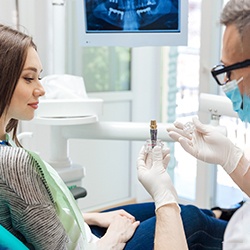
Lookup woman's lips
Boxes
[28,102,39,109]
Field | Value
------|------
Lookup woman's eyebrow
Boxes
[22,67,43,73]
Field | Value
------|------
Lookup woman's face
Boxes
[7,47,45,121]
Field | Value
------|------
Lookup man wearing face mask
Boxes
[167,0,250,249]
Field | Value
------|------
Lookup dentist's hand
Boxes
[137,146,179,211]
[167,116,243,174]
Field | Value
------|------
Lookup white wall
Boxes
[0,0,16,25]
[25,0,54,75]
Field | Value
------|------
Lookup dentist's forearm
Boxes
[230,154,250,196]
[154,203,188,250]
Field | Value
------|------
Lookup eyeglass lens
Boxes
[213,65,232,85]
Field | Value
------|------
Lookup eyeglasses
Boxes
[211,59,250,86]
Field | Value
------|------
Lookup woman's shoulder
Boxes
[0,146,38,180]
[0,144,27,154]
[0,146,53,204]
[0,146,31,165]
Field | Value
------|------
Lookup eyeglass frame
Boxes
[211,59,250,86]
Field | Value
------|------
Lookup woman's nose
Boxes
[34,83,45,97]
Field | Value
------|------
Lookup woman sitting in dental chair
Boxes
[0,24,141,250]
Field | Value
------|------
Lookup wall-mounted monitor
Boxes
[77,0,188,47]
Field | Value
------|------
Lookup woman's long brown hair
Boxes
[0,24,37,146]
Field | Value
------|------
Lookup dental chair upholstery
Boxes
[0,186,87,250]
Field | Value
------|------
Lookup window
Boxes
[171,0,201,201]
[80,47,131,92]
[65,1,131,93]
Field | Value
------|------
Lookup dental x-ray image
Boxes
[85,0,179,32]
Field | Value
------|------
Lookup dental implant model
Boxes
[183,121,195,134]
[150,120,158,148]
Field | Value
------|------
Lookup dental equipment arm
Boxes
[61,121,172,142]
[137,146,188,249]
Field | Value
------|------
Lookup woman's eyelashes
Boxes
[24,77,34,83]
[23,76,42,83]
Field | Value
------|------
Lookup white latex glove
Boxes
[137,145,179,211]
[167,116,243,174]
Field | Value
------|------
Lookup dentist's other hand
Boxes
[137,146,179,211]
[167,116,243,174]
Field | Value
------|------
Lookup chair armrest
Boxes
[69,186,87,200]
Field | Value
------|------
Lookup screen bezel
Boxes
[77,0,188,47]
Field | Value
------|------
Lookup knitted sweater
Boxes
[0,145,69,249]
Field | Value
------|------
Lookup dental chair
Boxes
[0,186,87,250]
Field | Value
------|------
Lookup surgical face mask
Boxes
[222,77,250,122]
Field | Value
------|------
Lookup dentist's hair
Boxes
[0,24,37,146]
[220,0,250,40]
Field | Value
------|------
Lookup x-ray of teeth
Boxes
[85,0,179,31]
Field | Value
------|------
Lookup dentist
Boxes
[167,0,250,248]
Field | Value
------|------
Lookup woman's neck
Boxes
[0,119,7,140]
[0,134,6,141]
[0,131,6,141]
